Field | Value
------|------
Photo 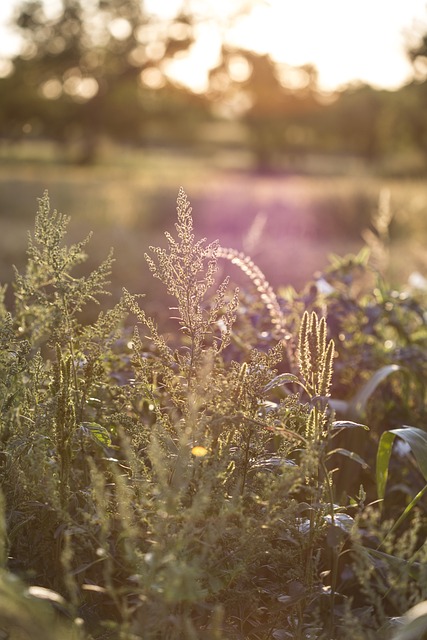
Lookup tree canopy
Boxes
[2,0,427,171]
[1,0,202,161]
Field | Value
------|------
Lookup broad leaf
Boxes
[377,425,427,500]
[329,365,402,419]
[390,426,427,482]
[394,601,427,640]
[351,364,402,416]
[324,512,355,534]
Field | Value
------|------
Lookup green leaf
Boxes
[394,601,427,640]
[351,364,402,417]
[378,426,427,499]
[329,365,403,419]
[324,512,355,534]
[376,431,396,500]
[27,585,66,605]
[331,420,369,431]
[377,426,427,540]
[0,569,76,639]
[327,447,369,469]
[326,524,346,548]
[328,398,349,414]
[81,422,112,447]
[390,426,427,483]
[382,484,427,544]
[250,456,298,473]
[361,547,421,582]
[356,245,371,265]
[263,373,305,394]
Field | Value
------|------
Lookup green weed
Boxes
[0,188,426,639]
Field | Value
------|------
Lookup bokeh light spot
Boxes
[41,78,62,99]
[108,18,132,41]
[140,67,165,89]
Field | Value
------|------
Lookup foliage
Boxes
[3,2,427,170]
[1,0,202,162]
[0,188,426,639]
[208,47,321,171]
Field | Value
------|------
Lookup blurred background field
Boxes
[1,0,427,310]
[1,146,427,311]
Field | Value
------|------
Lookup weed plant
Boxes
[0,189,426,639]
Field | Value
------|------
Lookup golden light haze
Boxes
[0,0,426,91]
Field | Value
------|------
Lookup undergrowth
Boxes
[0,188,426,639]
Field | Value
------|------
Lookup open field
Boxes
[1,144,426,313]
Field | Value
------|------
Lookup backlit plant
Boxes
[0,189,426,639]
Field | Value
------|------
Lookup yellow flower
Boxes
[191,446,208,457]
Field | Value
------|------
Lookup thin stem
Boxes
[240,427,253,496]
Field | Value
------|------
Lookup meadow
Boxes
[0,146,427,639]
[1,143,426,309]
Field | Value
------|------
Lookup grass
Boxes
[0,184,426,638]
[1,143,426,314]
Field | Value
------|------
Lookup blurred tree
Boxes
[405,33,427,164]
[3,1,422,172]
[208,46,321,172]
[0,0,202,162]
[409,30,427,70]
[318,84,386,161]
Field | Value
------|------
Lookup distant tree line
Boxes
[1,0,427,172]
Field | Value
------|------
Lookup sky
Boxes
[1,0,427,92]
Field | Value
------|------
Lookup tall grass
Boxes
[0,186,426,639]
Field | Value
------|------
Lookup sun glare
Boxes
[0,0,426,92]
[155,0,427,94]
[225,0,426,91]
[164,21,222,93]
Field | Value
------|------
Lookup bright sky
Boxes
[1,0,427,92]
[229,0,427,90]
